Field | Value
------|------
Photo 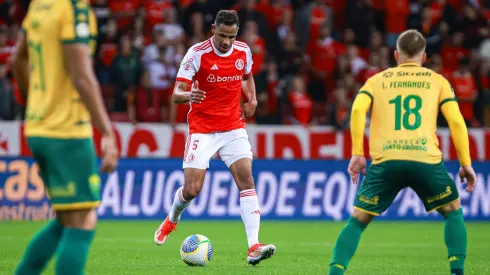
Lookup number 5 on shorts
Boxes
[192,140,199,150]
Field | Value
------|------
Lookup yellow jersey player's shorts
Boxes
[27,137,101,211]
[354,160,460,216]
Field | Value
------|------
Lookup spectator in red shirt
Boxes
[385,0,410,48]
[109,0,140,31]
[441,32,469,72]
[143,0,172,31]
[128,70,167,124]
[450,58,479,126]
[0,26,14,65]
[308,0,330,45]
[428,54,452,79]
[241,21,266,76]
[96,17,119,84]
[257,0,293,31]
[287,76,313,125]
[307,25,346,77]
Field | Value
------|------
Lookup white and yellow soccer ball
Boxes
[180,234,213,266]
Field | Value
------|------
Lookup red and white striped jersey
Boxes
[176,38,253,134]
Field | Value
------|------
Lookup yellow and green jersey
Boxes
[21,0,97,138]
[358,62,456,164]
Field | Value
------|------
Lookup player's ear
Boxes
[422,52,427,64]
[211,24,216,34]
[394,50,399,62]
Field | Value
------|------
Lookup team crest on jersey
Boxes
[235,59,244,70]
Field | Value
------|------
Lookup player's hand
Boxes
[190,80,206,104]
[459,166,476,192]
[242,100,257,118]
[348,155,367,185]
[100,134,119,173]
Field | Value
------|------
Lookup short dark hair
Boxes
[396,30,426,58]
[214,10,239,27]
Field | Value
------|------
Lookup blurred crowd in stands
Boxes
[1,0,490,128]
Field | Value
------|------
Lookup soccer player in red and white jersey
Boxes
[153,10,276,265]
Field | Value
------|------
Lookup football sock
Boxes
[444,208,466,275]
[239,189,260,248]
[55,228,95,275]
[169,187,192,223]
[15,219,63,275]
[329,216,368,275]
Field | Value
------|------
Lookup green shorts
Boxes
[27,137,101,211]
[354,160,459,216]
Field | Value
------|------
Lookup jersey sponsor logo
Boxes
[382,138,428,152]
[207,74,242,83]
[49,182,77,198]
[396,71,432,77]
[382,71,394,78]
[426,186,452,203]
[76,22,90,38]
[235,59,244,70]
[359,194,379,205]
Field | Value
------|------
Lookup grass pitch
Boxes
[0,221,489,274]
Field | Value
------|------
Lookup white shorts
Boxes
[182,128,253,169]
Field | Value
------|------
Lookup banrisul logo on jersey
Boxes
[382,138,428,152]
[207,74,242,83]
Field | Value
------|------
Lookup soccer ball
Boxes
[180,234,213,266]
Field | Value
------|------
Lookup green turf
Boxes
[0,221,489,275]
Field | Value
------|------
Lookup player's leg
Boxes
[438,200,466,275]
[17,138,101,275]
[329,161,403,275]
[329,209,374,275]
[411,162,466,275]
[155,133,215,245]
[54,208,98,275]
[51,138,101,275]
[15,138,63,275]
[219,129,275,265]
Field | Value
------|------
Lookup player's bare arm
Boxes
[11,30,29,97]
[63,43,118,173]
[348,91,371,184]
[172,80,206,104]
[241,74,257,118]
[440,98,476,192]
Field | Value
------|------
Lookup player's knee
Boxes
[56,208,97,230]
[352,209,374,224]
[437,199,462,217]
[183,182,202,200]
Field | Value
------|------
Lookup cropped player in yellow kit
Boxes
[328,30,477,275]
[11,0,118,274]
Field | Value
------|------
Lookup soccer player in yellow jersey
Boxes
[328,30,477,275]
[11,0,119,274]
